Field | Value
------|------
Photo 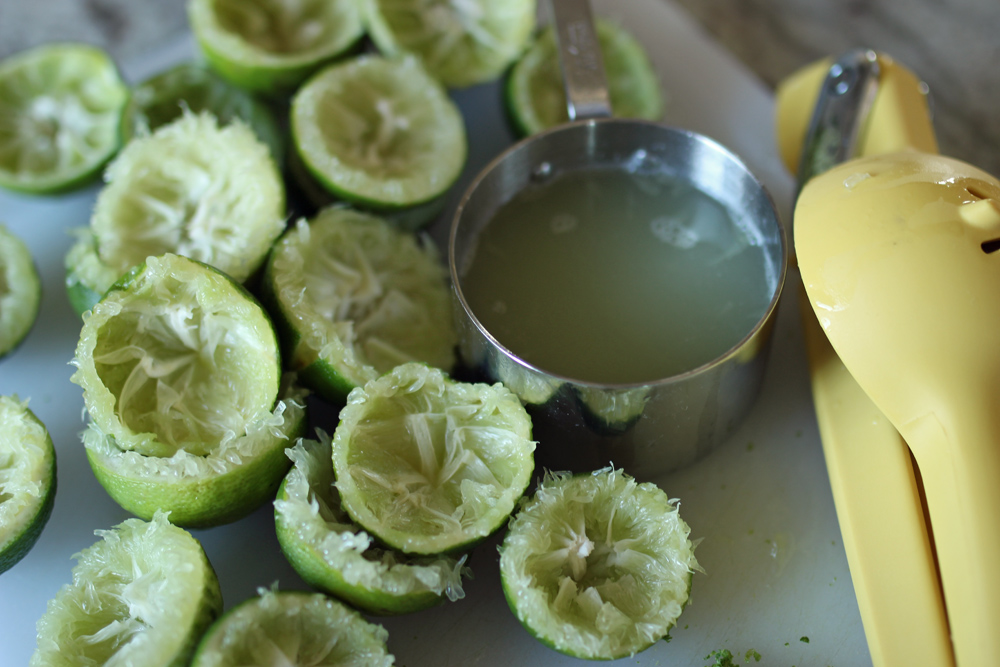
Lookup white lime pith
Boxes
[263,207,457,402]
[188,0,364,96]
[65,111,285,314]
[331,362,536,555]
[0,43,128,194]
[275,434,468,615]
[191,589,395,667]
[31,512,223,667]
[71,253,306,527]
[499,468,700,660]
[0,395,56,574]
[291,55,467,209]
[363,0,536,88]
[0,223,42,358]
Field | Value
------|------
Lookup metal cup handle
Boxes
[549,0,613,121]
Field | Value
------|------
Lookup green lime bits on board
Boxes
[331,362,535,555]
[506,19,663,136]
[122,61,285,163]
[71,253,306,528]
[64,111,286,316]
[31,512,222,667]
[499,468,700,660]
[0,396,56,575]
[290,55,467,216]
[275,434,469,615]
[0,223,41,359]
[190,588,394,667]
[188,0,364,97]
[261,207,457,403]
[0,43,129,194]
[363,0,536,88]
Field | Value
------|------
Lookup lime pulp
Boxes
[0,43,128,193]
[275,434,468,615]
[331,362,535,555]
[0,395,56,574]
[31,512,223,667]
[499,468,700,659]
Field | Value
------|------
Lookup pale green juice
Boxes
[460,167,774,385]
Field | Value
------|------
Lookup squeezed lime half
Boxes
[64,111,285,316]
[191,588,395,667]
[72,253,306,527]
[332,362,535,555]
[0,223,41,358]
[291,55,467,210]
[123,61,285,162]
[31,512,223,667]
[261,207,457,403]
[188,0,364,96]
[363,0,536,88]
[275,434,468,615]
[0,43,128,194]
[0,395,56,574]
[499,468,700,660]
[506,19,663,136]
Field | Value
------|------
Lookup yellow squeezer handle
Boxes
[775,56,952,667]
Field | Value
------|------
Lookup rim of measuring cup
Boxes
[448,116,789,391]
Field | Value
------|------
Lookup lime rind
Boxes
[82,385,306,528]
[188,0,364,96]
[286,149,448,231]
[332,362,536,555]
[275,433,468,615]
[0,395,56,574]
[123,61,286,163]
[191,588,395,667]
[291,55,467,209]
[31,512,223,667]
[0,223,42,357]
[71,254,283,458]
[0,43,129,194]
[262,208,457,403]
[362,0,536,88]
[506,19,664,136]
[82,387,304,483]
[76,111,284,303]
[63,228,118,317]
[499,468,699,660]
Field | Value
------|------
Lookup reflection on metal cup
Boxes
[449,119,787,479]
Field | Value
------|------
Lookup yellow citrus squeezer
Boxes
[777,52,1000,666]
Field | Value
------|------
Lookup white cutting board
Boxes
[0,1,872,665]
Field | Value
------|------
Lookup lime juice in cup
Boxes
[449,0,786,477]
[451,127,786,476]
[460,165,775,385]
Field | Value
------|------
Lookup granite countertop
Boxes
[0,0,996,176]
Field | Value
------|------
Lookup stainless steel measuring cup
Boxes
[448,0,788,479]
